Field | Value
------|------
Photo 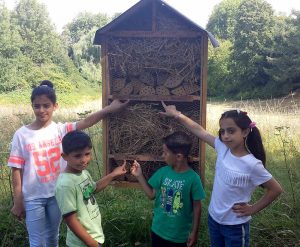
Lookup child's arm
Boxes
[10,168,25,220]
[160,101,215,147]
[76,99,129,130]
[64,212,99,247]
[131,160,155,200]
[187,200,202,247]
[94,161,127,193]
[232,177,283,216]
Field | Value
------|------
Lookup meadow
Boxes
[0,96,299,247]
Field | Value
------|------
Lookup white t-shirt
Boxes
[208,138,272,225]
[7,121,76,201]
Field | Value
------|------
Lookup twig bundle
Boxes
[108,37,201,96]
[109,103,200,156]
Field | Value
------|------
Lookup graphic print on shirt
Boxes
[79,178,99,220]
[161,177,185,215]
[26,136,63,184]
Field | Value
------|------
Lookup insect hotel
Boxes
[94,0,218,186]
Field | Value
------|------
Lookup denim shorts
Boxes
[208,214,250,247]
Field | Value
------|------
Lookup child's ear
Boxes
[61,153,67,161]
[243,128,250,138]
[176,153,185,161]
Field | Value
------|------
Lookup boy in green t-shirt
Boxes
[131,131,205,247]
[55,130,126,247]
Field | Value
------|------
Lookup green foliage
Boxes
[266,11,300,95]
[62,12,111,86]
[62,12,110,45]
[207,0,300,99]
[72,28,102,84]
[14,0,56,64]
[0,0,98,94]
[230,0,275,98]
[206,0,241,41]
[208,40,233,97]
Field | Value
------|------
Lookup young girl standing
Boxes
[8,80,128,247]
[161,102,283,247]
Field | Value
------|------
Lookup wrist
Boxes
[102,106,112,115]
[174,112,182,119]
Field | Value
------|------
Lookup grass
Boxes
[0,98,299,247]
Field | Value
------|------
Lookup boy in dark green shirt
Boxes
[131,131,205,247]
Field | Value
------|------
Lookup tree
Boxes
[208,40,233,97]
[0,3,28,91]
[62,12,111,84]
[230,0,275,98]
[62,12,110,45]
[266,11,300,95]
[206,0,241,41]
[14,0,58,65]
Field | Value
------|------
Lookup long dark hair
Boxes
[31,80,56,104]
[219,110,266,166]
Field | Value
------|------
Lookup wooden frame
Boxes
[95,0,214,187]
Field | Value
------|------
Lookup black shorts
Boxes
[151,231,187,247]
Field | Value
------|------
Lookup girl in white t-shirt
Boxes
[161,102,283,247]
[8,80,128,247]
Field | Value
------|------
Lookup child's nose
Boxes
[223,131,229,139]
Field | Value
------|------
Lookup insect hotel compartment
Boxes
[108,37,202,98]
[93,0,214,185]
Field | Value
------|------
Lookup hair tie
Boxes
[249,122,256,128]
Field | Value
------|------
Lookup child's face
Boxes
[32,95,57,124]
[219,117,249,152]
[162,144,177,166]
[62,147,92,173]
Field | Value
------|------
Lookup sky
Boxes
[4,0,300,33]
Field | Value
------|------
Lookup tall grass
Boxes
[0,98,299,246]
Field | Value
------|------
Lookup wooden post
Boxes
[199,35,208,186]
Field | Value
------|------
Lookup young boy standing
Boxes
[131,131,205,247]
[55,130,126,247]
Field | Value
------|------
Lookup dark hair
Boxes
[62,130,92,155]
[31,80,57,104]
[219,110,266,166]
[163,131,192,157]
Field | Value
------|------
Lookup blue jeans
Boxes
[24,196,62,247]
[208,214,249,247]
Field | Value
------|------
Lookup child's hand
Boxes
[160,101,181,118]
[112,160,127,177]
[232,202,253,217]
[130,160,142,177]
[106,99,129,114]
[187,231,197,247]
[11,203,25,221]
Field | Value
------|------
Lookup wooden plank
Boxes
[101,42,109,176]
[109,153,200,162]
[109,94,201,102]
[104,31,202,38]
[199,35,208,186]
